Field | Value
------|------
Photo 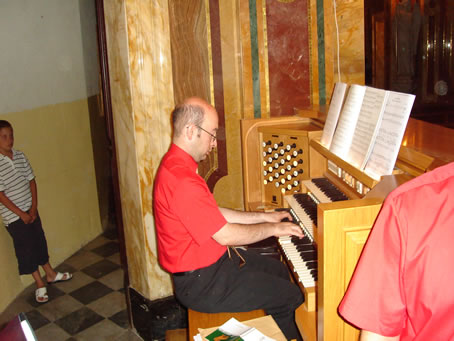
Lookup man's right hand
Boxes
[274,221,304,238]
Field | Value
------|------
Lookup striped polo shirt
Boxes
[0,149,35,225]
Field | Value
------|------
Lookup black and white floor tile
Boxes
[0,229,143,341]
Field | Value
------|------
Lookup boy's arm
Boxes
[0,191,33,224]
[29,179,38,221]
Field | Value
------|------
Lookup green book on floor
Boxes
[205,328,243,341]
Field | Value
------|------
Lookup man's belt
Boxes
[172,270,196,277]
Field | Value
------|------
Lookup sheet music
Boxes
[347,87,388,169]
[329,85,366,159]
[364,91,415,180]
[320,82,348,149]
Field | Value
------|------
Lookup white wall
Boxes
[0,0,99,113]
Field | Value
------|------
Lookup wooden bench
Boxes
[187,308,266,339]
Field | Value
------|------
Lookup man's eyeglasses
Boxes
[196,125,217,141]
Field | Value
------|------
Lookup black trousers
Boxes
[6,215,49,275]
[173,249,304,340]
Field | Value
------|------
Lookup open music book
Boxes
[321,83,415,180]
[320,82,348,149]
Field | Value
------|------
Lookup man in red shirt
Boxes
[339,161,454,340]
[154,97,304,340]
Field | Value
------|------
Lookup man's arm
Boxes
[360,330,400,341]
[219,207,291,224]
[0,191,32,223]
[29,179,38,221]
[212,220,303,246]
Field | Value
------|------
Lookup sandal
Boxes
[35,287,48,303]
[48,272,73,284]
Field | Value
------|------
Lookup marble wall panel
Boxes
[240,0,272,119]
[266,0,311,116]
[309,0,320,105]
[336,0,365,86]
[168,0,228,191]
[205,0,229,190]
[104,0,144,294]
[257,0,271,117]
[104,0,174,301]
[321,0,365,102]
[126,0,175,298]
[168,0,211,103]
[321,0,332,104]
[213,0,246,208]
[240,0,257,119]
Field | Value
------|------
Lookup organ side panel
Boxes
[317,199,383,341]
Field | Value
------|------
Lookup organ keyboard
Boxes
[241,114,454,341]
[278,178,350,324]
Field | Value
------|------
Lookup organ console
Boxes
[240,113,454,341]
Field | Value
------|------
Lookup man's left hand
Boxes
[264,210,292,223]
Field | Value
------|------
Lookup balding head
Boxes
[171,97,216,138]
[171,97,219,162]
[171,99,205,138]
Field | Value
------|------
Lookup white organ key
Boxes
[278,236,316,287]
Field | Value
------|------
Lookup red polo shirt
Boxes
[153,144,227,273]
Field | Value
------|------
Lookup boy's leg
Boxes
[30,215,50,268]
[6,219,43,275]
[41,263,71,282]
[31,269,46,288]
[42,263,57,282]
[28,214,67,282]
[32,269,48,303]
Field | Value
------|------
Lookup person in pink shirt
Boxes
[339,161,454,340]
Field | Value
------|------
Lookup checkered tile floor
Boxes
[0,229,143,341]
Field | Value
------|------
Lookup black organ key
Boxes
[305,261,317,270]
[293,193,318,223]
[295,244,316,252]
[312,178,348,202]
[299,252,317,262]
[291,235,312,245]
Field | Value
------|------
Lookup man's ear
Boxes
[184,124,195,141]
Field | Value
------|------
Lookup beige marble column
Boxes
[103,0,174,300]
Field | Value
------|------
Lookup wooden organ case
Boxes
[241,114,454,341]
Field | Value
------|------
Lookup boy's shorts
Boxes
[6,215,49,275]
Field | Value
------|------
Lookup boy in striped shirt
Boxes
[0,120,72,303]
